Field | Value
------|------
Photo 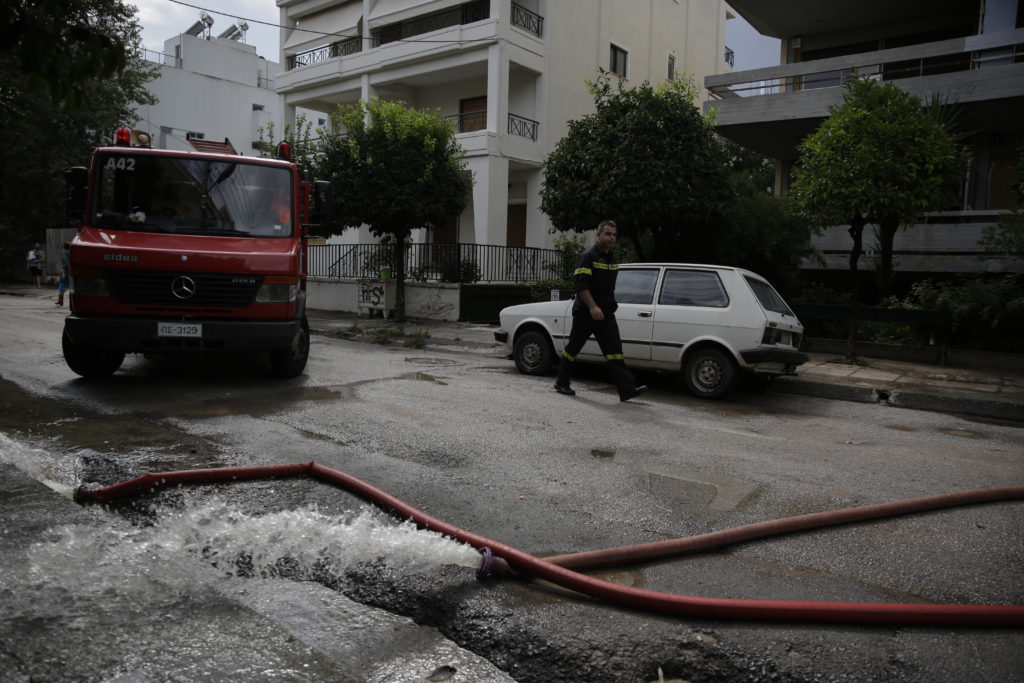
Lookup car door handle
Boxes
[637,311,653,318]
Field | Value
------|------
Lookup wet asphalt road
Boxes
[1,290,1022,682]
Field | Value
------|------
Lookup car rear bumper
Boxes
[740,347,808,370]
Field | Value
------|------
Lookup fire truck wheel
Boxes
[270,316,309,378]
[62,330,125,378]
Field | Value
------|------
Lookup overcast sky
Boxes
[133,0,780,70]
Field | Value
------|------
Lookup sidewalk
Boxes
[307,309,1024,423]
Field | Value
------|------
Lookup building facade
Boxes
[275,0,733,248]
[705,0,1024,275]
[137,24,288,156]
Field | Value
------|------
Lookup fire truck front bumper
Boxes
[63,315,305,354]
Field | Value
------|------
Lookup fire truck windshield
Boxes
[90,153,293,237]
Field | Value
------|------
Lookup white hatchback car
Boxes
[494,263,807,399]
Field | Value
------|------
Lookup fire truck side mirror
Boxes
[65,166,89,227]
[310,180,332,224]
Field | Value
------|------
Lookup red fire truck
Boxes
[62,128,325,379]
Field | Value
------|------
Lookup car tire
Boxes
[270,316,309,378]
[62,329,125,378]
[513,330,555,375]
[683,348,737,399]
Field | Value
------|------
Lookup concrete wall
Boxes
[306,277,462,320]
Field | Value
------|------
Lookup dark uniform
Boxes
[555,243,642,400]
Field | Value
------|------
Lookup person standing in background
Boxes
[56,242,70,306]
[26,243,44,287]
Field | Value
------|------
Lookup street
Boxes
[1,289,1022,682]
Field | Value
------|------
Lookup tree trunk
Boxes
[628,231,647,263]
[877,213,900,300]
[394,230,409,323]
[846,216,865,362]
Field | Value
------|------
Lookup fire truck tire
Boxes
[62,329,125,378]
[270,316,309,378]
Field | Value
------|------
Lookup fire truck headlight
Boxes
[70,271,110,297]
[256,276,298,303]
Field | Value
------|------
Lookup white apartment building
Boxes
[274,0,733,249]
[137,22,299,156]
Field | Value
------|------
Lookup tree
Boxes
[541,72,732,262]
[315,97,472,321]
[0,0,157,276]
[2,0,135,106]
[790,76,967,359]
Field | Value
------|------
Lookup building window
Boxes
[668,53,676,80]
[252,103,265,111]
[186,131,204,140]
[610,44,628,78]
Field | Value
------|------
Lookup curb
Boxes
[773,376,1024,422]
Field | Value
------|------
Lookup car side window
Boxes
[615,268,659,305]
[659,269,730,307]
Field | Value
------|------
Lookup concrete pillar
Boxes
[467,156,509,245]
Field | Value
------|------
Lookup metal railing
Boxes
[138,48,181,68]
[372,0,489,47]
[707,29,1024,99]
[446,110,487,133]
[287,36,362,70]
[511,3,543,37]
[507,113,539,140]
[308,242,566,283]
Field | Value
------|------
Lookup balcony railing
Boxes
[507,113,539,140]
[707,28,1024,99]
[511,3,543,37]
[287,36,362,70]
[371,0,489,47]
[446,110,487,133]
[308,242,566,283]
[445,111,539,140]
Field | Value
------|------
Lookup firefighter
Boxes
[554,220,647,401]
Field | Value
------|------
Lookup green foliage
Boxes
[402,331,429,349]
[2,0,135,106]
[790,76,968,298]
[315,97,471,239]
[256,114,319,162]
[314,97,472,320]
[438,257,480,283]
[541,71,733,262]
[791,76,965,230]
[0,0,157,272]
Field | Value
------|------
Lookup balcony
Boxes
[287,36,362,71]
[704,28,1024,159]
[371,0,489,47]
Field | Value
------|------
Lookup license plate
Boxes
[157,322,202,338]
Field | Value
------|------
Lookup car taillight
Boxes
[761,325,782,345]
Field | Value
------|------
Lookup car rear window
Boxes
[616,268,659,304]
[744,276,794,315]
[659,269,729,307]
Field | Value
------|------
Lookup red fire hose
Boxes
[74,461,1024,627]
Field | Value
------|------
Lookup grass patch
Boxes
[402,331,429,349]
[372,328,405,345]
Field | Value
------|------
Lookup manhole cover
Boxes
[405,357,460,366]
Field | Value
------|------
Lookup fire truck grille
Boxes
[103,271,263,307]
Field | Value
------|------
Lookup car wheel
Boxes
[270,316,309,378]
[513,330,555,375]
[62,329,125,378]
[683,348,737,399]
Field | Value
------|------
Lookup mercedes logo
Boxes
[171,275,197,300]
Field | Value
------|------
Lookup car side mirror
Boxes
[65,166,88,227]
